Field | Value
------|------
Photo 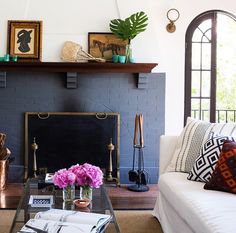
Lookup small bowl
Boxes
[73,198,90,208]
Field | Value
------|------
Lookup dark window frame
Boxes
[184,10,236,124]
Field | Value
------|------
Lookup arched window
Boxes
[185,10,236,123]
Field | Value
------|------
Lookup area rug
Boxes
[106,210,163,233]
[0,210,163,233]
[0,210,15,233]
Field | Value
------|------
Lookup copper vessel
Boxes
[0,160,9,190]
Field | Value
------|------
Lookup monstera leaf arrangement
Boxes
[109,11,148,62]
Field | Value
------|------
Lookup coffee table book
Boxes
[18,209,112,233]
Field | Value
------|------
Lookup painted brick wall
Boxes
[0,72,165,184]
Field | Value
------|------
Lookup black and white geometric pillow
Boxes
[187,134,235,182]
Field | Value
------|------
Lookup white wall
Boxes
[0,0,236,135]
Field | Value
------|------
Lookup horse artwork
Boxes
[88,33,128,61]
[93,40,126,58]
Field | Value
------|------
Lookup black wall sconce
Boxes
[166,8,180,33]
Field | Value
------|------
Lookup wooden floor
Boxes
[107,184,158,210]
[0,183,23,209]
[0,183,158,210]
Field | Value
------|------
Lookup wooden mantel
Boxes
[0,61,157,73]
[0,61,158,89]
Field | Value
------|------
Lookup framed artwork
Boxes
[7,20,43,61]
[88,32,128,61]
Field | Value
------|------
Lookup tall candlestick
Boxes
[107,138,115,181]
[31,137,38,178]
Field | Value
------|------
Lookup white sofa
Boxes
[153,135,236,233]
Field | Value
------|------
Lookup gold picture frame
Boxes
[7,20,43,61]
[88,32,128,61]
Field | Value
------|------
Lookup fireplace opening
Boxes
[25,112,120,184]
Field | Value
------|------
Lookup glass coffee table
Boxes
[9,178,120,233]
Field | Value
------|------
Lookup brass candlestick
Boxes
[107,138,114,181]
[31,137,38,178]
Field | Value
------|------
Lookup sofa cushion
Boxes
[204,140,236,194]
[166,117,236,173]
[188,134,235,182]
[157,172,236,233]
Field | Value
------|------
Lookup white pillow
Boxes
[166,117,236,173]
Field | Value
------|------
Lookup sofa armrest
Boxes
[159,135,179,176]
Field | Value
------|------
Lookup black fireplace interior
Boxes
[25,112,120,181]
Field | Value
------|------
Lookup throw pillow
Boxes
[204,140,236,194]
[187,133,235,182]
[166,117,236,173]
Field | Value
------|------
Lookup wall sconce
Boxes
[166,8,180,33]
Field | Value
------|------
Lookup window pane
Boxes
[202,43,211,70]
[191,71,200,97]
[192,28,203,42]
[203,29,211,42]
[202,71,211,97]
[198,19,212,35]
[192,43,201,69]
[192,20,211,42]
[201,99,210,121]
[191,99,200,119]
[191,98,210,121]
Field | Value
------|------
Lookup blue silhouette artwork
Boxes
[17,29,32,53]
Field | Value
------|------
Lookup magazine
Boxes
[18,209,112,233]
[44,173,54,183]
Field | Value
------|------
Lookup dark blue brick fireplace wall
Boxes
[0,71,165,184]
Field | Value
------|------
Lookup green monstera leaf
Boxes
[110,11,148,42]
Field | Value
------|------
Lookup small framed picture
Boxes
[7,20,43,61]
[88,32,128,61]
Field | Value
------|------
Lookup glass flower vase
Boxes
[63,185,75,203]
[125,44,132,63]
[80,185,93,200]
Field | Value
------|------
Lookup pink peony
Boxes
[53,168,76,189]
[70,163,103,188]
[68,164,80,173]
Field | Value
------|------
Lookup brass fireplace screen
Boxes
[24,112,120,184]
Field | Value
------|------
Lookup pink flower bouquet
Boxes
[53,163,103,189]
[69,163,103,188]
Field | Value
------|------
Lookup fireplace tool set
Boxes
[128,114,149,192]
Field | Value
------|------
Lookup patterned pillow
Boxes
[166,117,236,173]
[187,134,235,182]
[204,140,236,194]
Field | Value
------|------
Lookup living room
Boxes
[1,0,236,233]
